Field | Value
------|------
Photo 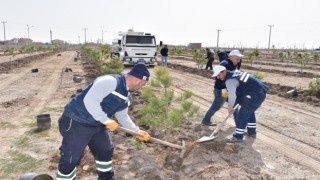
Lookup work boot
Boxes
[244,132,256,138]
[201,122,217,126]
[226,137,243,143]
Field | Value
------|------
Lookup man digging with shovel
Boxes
[56,63,151,180]
[211,65,269,143]
[201,49,242,126]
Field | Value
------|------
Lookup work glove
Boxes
[104,120,119,132]
[221,89,228,98]
[137,130,150,141]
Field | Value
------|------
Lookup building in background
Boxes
[188,43,202,50]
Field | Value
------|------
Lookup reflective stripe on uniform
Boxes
[240,72,250,83]
[111,91,127,101]
[96,160,112,172]
[247,123,256,128]
[56,168,76,180]
[235,128,245,134]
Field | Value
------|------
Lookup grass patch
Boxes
[15,136,30,148]
[0,151,42,178]
[133,140,145,150]
[0,121,17,129]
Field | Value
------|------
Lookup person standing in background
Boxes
[160,45,169,66]
[205,48,215,70]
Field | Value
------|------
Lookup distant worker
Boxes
[201,50,242,126]
[217,50,229,62]
[160,45,169,66]
[56,63,151,180]
[205,48,215,70]
[211,65,269,143]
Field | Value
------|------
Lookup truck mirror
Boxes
[160,41,163,46]
[118,40,121,45]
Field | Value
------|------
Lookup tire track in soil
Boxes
[169,70,320,174]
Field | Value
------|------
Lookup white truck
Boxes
[110,29,160,66]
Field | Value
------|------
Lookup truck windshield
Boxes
[126,35,155,45]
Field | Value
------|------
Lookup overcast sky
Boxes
[1,0,319,49]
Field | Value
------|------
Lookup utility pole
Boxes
[50,29,52,43]
[1,21,7,41]
[78,36,80,44]
[101,30,107,44]
[267,25,274,52]
[216,29,221,50]
[27,25,34,46]
[83,28,88,44]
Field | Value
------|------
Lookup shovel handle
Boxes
[117,127,183,149]
[210,104,239,137]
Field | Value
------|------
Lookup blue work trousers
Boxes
[234,91,266,140]
[57,114,114,180]
[202,89,226,124]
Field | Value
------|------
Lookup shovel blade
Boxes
[196,135,217,143]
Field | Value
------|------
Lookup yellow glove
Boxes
[104,121,119,131]
[137,130,150,141]
[222,89,228,98]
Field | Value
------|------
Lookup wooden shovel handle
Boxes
[117,127,183,149]
[210,104,239,137]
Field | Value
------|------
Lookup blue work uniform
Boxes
[201,59,239,125]
[225,70,269,140]
[57,74,130,180]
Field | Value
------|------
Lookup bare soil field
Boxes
[0,52,319,179]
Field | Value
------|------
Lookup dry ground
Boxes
[0,52,319,179]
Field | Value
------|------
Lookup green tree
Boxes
[278,52,285,62]
[100,57,124,74]
[308,78,320,97]
[313,54,319,63]
[252,49,260,61]
[247,52,254,67]
[192,50,206,69]
[295,52,309,72]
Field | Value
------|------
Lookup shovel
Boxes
[117,127,186,158]
[196,104,239,143]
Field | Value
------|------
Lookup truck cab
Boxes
[111,30,158,66]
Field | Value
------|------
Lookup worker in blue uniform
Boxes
[211,65,269,143]
[56,63,151,180]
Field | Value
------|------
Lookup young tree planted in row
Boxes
[139,67,199,129]
[192,49,206,69]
